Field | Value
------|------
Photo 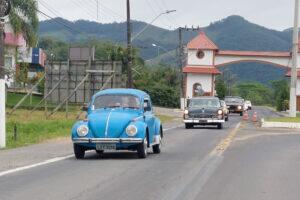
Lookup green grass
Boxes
[157,115,177,123]
[6,92,43,107]
[5,109,81,149]
[266,114,300,123]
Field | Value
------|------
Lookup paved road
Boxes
[0,107,300,200]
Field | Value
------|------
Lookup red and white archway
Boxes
[181,32,300,110]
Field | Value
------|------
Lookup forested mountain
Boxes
[39,15,293,86]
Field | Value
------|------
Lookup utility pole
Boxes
[290,0,299,117]
[126,0,133,88]
[0,0,10,149]
[178,26,201,109]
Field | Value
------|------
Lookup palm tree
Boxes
[8,0,38,46]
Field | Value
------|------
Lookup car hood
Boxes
[88,109,141,138]
[225,102,243,106]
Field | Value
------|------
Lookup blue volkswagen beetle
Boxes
[71,89,163,159]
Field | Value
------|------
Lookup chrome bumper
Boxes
[73,138,143,144]
[183,119,225,123]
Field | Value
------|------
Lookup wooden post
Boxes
[44,64,48,118]
[66,59,70,119]
[86,57,92,102]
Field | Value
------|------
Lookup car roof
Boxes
[190,96,220,100]
[225,96,242,99]
[94,88,149,98]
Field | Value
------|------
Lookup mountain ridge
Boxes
[39,15,293,86]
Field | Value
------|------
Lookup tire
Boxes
[217,123,223,129]
[152,129,162,154]
[185,123,193,129]
[74,144,85,159]
[95,150,104,155]
[225,115,229,121]
[240,112,243,116]
[137,138,148,159]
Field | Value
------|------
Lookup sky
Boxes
[38,0,295,31]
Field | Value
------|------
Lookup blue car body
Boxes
[71,89,163,159]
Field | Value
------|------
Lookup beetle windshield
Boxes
[189,98,220,108]
[93,94,141,109]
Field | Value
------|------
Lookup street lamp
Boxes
[131,10,176,42]
[152,43,160,57]
[151,43,176,59]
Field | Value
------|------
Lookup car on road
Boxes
[183,97,226,129]
[225,96,244,116]
[71,89,163,159]
[244,100,252,110]
[220,100,229,121]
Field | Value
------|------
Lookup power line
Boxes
[37,9,92,40]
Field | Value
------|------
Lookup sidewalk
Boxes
[0,119,182,173]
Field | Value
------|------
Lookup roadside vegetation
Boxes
[266,114,300,123]
[216,75,290,111]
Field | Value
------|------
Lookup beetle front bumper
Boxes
[72,138,143,144]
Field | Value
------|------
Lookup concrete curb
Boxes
[261,118,300,129]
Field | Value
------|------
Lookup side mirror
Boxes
[144,106,151,112]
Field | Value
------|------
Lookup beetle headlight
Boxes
[77,125,89,137]
[218,110,223,115]
[126,125,138,136]
[238,105,242,110]
[184,110,189,115]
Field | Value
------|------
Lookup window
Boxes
[196,50,205,59]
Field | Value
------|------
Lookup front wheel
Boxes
[240,112,243,116]
[74,144,85,159]
[225,115,229,121]
[137,138,148,159]
[217,123,223,129]
[185,123,193,129]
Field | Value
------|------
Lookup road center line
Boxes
[0,125,182,178]
[164,121,242,200]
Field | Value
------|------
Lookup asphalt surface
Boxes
[0,107,300,200]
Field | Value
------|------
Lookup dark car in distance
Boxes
[225,96,244,116]
[183,97,225,129]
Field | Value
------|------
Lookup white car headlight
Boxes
[184,110,189,115]
[77,125,89,137]
[238,105,242,110]
[126,125,138,136]
[218,110,223,115]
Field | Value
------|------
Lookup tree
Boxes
[9,0,39,46]
[215,77,227,99]
[271,79,289,111]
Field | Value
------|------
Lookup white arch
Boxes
[215,50,292,68]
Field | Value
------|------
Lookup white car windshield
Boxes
[189,98,220,108]
[93,94,141,109]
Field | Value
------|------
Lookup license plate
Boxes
[96,144,116,150]
[199,120,207,123]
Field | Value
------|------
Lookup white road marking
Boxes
[0,125,183,177]
[0,155,74,177]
